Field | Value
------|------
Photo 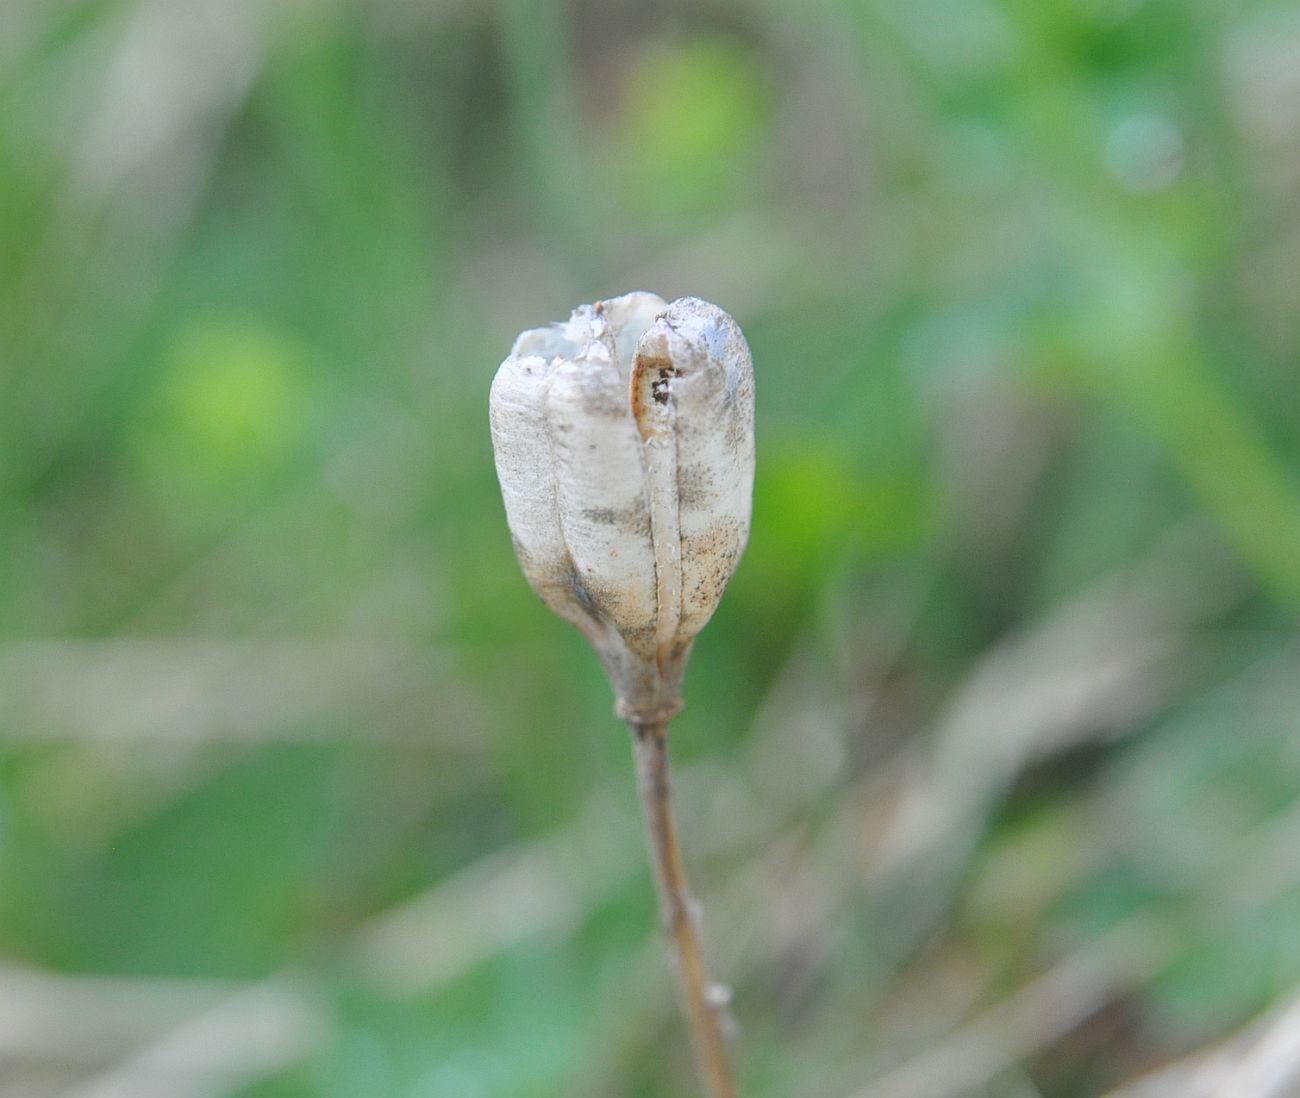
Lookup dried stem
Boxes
[628,719,739,1098]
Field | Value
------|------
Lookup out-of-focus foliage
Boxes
[2,0,1300,1095]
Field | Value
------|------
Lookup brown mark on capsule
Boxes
[676,462,718,509]
[682,518,746,606]
[582,504,652,539]
[630,353,680,439]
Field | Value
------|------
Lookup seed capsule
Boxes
[489,292,755,720]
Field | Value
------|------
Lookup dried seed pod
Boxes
[489,292,755,720]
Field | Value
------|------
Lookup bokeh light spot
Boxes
[133,316,311,501]
[610,36,772,220]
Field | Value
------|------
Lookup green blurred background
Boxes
[4,0,1300,1095]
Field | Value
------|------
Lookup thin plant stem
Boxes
[628,719,740,1098]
